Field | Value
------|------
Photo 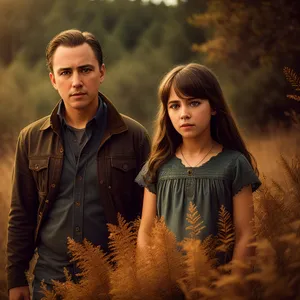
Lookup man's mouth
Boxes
[71,92,86,96]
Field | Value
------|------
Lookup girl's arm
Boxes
[232,185,255,271]
[137,188,157,250]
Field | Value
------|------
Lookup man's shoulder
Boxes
[20,115,50,137]
[121,114,148,135]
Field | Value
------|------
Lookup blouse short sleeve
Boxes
[232,154,261,196]
[135,162,157,194]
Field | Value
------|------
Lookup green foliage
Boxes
[0,0,203,148]
[189,0,300,129]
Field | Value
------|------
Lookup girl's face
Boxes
[167,86,216,140]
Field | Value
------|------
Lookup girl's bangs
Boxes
[172,71,209,100]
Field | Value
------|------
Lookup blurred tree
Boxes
[0,0,208,144]
[113,0,154,50]
[189,0,300,128]
[189,0,300,71]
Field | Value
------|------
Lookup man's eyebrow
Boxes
[57,67,71,73]
[56,64,95,73]
[78,64,95,69]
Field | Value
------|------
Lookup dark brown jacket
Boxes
[6,93,150,290]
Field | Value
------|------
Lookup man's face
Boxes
[49,43,105,112]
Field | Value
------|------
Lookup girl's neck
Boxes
[181,135,214,155]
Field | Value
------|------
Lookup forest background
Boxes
[0,0,300,298]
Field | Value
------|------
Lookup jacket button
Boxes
[45,199,49,204]
[75,201,80,207]
[35,164,39,170]
[108,186,112,189]
[75,226,81,232]
[123,164,128,170]
[59,147,64,153]
[51,183,56,188]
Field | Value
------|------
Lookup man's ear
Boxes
[99,64,106,84]
[49,72,58,90]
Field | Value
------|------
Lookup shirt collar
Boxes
[57,95,106,129]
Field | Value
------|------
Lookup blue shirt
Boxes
[34,97,108,283]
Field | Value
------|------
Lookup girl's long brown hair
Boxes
[147,63,258,183]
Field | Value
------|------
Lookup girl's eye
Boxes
[190,101,200,107]
[169,104,179,109]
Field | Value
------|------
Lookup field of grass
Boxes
[0,128,299,299]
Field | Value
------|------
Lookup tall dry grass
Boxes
[0,128,299,300]
[0,153,13,300]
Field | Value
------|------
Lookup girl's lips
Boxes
[180,124,194,128]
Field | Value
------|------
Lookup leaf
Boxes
[217,205,235,253]
[287,94,300,101]
[283,67,300,91]
[186,202,205,239]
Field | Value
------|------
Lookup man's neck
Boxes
[64,104,98,129]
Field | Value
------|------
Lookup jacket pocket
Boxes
[111,158,136,173]
[110,157,136,195]
[29,157,50,195]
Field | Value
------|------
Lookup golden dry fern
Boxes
[41,239,111,300]
[178,202,216,300]
[143,217,184,299]
[283,67,300,101]
[40,160,300,300]
[136,217,184,300]
[107,214,141,300]
[216,205,235,258]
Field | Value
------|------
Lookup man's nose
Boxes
[72,72,83,88]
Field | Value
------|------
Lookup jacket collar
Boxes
[39,92,128,136]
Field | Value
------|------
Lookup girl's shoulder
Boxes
[216,149,253,173]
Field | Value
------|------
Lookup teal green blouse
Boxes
[136,149,261,247]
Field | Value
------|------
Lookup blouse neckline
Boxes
[174,147,225,171]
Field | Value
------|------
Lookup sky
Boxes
[143,0,178,5]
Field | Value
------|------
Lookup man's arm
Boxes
[7,130,38,290]
[129,127,151,221]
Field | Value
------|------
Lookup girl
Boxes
[136,63,261,265]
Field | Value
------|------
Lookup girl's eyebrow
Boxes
[168,97,199,104]
[168,100,180,104]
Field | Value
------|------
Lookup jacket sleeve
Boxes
[6,130,38,290]
[132,128,151,219]
[137,130,151,170]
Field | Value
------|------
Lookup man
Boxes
[7,29,150,300]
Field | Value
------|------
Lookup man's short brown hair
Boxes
[46,29,103,72]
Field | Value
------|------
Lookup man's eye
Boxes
[60,71,70,76]
[81,68,91,73]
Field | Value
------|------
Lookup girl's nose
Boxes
[180,107,191,120]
